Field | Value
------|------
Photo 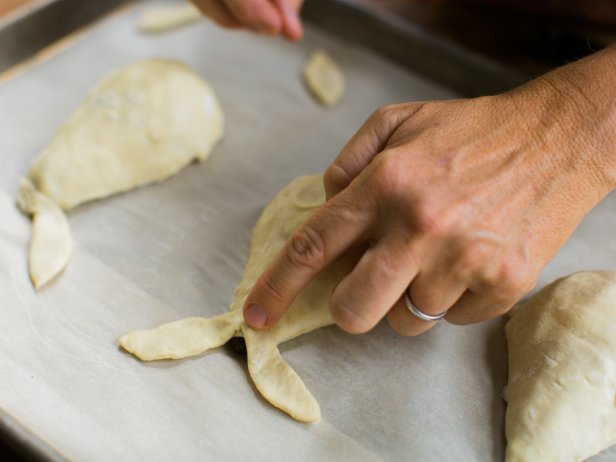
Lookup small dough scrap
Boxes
[138,2,202,34]
[18,59,224,288]
[303,50,345,107]
[504,271,616,462]
[121,175,358,423]
[120,310,243,361]
[17,178,71,289]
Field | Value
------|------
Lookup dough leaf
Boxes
[244,326,321,424]
[119,310,243,361]
[17,178,71,289]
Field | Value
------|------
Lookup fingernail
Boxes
[244,303,267,329]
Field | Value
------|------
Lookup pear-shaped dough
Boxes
[120,175,358,423]
[504,271,616,462]
[17,59,224,288]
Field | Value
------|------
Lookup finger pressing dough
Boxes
[17,59,224,288]
[504,271,616,462]
[303,50,345,107]
[137,2,202,34]
[120,175,359,423]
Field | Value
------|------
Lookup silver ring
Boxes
[404,290,447,322]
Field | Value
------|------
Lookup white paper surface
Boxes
[0,2,614,461]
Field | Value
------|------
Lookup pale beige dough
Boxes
[137,2,202,34]
[504,271,616,462]
[303,50,345,107]
[120,175,358,423]
[17,59,224,288]
[17,178,72,289]
[120,311,243,361]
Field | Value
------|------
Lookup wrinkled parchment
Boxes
[0,1,615,461]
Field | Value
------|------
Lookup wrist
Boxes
[539,46,616,193]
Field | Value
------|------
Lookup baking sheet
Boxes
[0,1,614,461]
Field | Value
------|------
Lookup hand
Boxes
[191,0,303,40]
[243,46,616,336]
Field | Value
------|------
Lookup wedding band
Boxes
[404,290,447,322]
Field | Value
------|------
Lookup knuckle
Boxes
[371,151,408,200]
[411,195,452,236]
[368,103,421,133]
[329,296,375,334]
[323,163,351,193]
[326,197,361,224]
[494,259,536,300]
[455,241,494,273]
[260,272,287,303]
[371,153,462,237]
[373,251,408,282]
[286,225,326,270]
[370,104,394,122]
[414,195,472,238]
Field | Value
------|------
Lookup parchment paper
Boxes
[0,2,614,461]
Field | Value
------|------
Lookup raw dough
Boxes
[504,271,616,462]
[137,2,202,34]
[120,175,359,423]
[17,178,71,288]
[18,59,224,288]
[303,50,345,107]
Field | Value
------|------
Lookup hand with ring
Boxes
[242,46,616,336]
[190,0,303,40]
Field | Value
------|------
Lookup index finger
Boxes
[243,192,370,330]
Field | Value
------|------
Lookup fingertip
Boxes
[244,302,268,329]
[270,0,302,40]
[283,25,303,41]
[281,12,303,41]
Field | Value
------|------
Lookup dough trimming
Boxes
[303,49,345,107]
